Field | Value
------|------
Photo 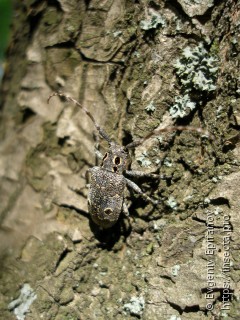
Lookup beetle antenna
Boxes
[125,125,211,149]
[47,92,112,144]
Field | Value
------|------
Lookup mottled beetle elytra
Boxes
[48,92,209,229]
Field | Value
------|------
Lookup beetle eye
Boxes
[114,156,121,165]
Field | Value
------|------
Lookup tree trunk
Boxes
[0,1,239,319]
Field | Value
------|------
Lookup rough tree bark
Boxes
[0,1,239,319]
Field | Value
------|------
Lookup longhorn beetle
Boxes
[48,92,209,229]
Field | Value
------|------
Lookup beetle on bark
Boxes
[48,92,208,229]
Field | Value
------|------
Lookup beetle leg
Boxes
[125,170,159,179]
[123,201,129,216]
[94,148,104,160]
[85,168,91,184]
[93,131,104,160]
[124,178,158,205]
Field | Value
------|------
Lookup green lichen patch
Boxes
[136,151,152,168]
[140,9,165,31]
[8,284,37,320]
[169,94,196,118]
[174,43,219,93]
[123,296,145,316]
[144,101,156,114]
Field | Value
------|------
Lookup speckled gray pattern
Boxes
[88,166,126,228]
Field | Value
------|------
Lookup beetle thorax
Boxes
[101,143,129,174]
